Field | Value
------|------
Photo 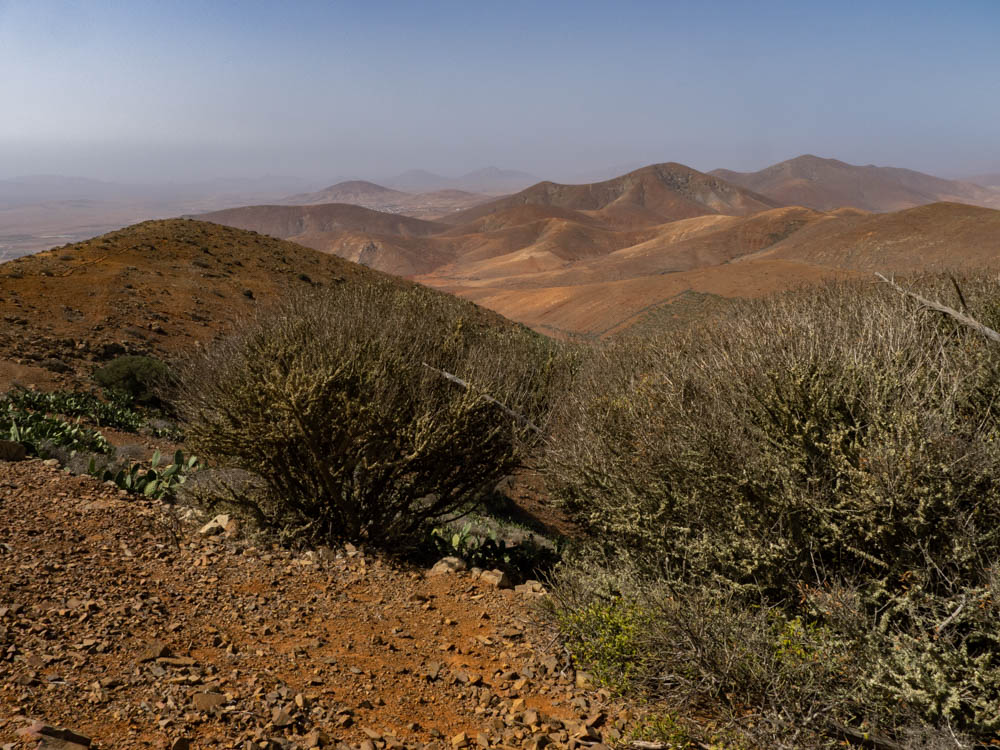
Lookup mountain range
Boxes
[196,156,1000,337]
[5,153,1000,340]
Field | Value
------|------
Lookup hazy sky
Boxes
[1,0,998,182]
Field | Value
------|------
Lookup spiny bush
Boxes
[180,282,569,550]
[546,277,1000,745]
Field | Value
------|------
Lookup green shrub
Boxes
[422,520,560,579]
[93,355,175,409]
[556,594,651,693]
[179,282,567,550]
[546,277,1000,745]
[90,449,199,500]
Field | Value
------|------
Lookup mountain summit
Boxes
[712,154,1000,212]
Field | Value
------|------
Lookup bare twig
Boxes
[875,273,1000,344]
[935,596,967,638]
[422,362,541,433]
[949,274,969,313]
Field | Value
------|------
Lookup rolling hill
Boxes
[0,219,404,381]
[712,155,1000,212]
[743,202,1000,272]
[278,180,490,219]
[189,160,1000,339]
[442,162,783,228]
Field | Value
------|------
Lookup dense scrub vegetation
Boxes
[179,281,568,550]
[544,277,1000,747]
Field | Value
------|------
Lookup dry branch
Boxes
[875,272,1000,344]
[422,362,541,433]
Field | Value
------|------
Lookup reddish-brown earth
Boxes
[0,219,409,387]
[0,460,619,750]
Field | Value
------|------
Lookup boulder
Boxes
[480,569,512,589]
[429,556,467,576]
[17,722,91,750]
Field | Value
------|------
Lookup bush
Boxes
[180,282,567,550]
[90,449,199,501]
[546,277,1000,745]
[93,355,175,409]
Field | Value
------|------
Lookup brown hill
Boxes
[0,218,403,380]
[192,204,458,276]
[712,154,1000,212]
[748,201,1000,272]
[282,179,410,206]
[280,180,492,219]
[440,163,784,228]
[419,202,1000,337]
[196,202,446,239]
[187,162,1000,340]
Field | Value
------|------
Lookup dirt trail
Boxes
[0,461,623,750]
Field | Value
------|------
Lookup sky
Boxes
[1,0,998,183]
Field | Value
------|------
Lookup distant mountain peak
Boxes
[710,156,1000,212]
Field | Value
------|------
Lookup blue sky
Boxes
[1,0,998,181]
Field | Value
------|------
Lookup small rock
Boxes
[480,569,512,589]
[192,691,227,711]
[430,556,467,576]
[575,671,594,689]
[451,733,469,748]
[303,730,328,749]
[140,639,172,662]
[514,580,546,596]
[198,514,231,536]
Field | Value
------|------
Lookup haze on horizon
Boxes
[1,0,998,185]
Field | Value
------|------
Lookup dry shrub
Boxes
[180,281,567,550]
[546,276,1000,745]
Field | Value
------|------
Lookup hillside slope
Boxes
[713,155,1000,211]
[749,202,1000,271]
[441,163,783,228]
[0,219,402,377]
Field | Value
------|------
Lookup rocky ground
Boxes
[0,460,627,750]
